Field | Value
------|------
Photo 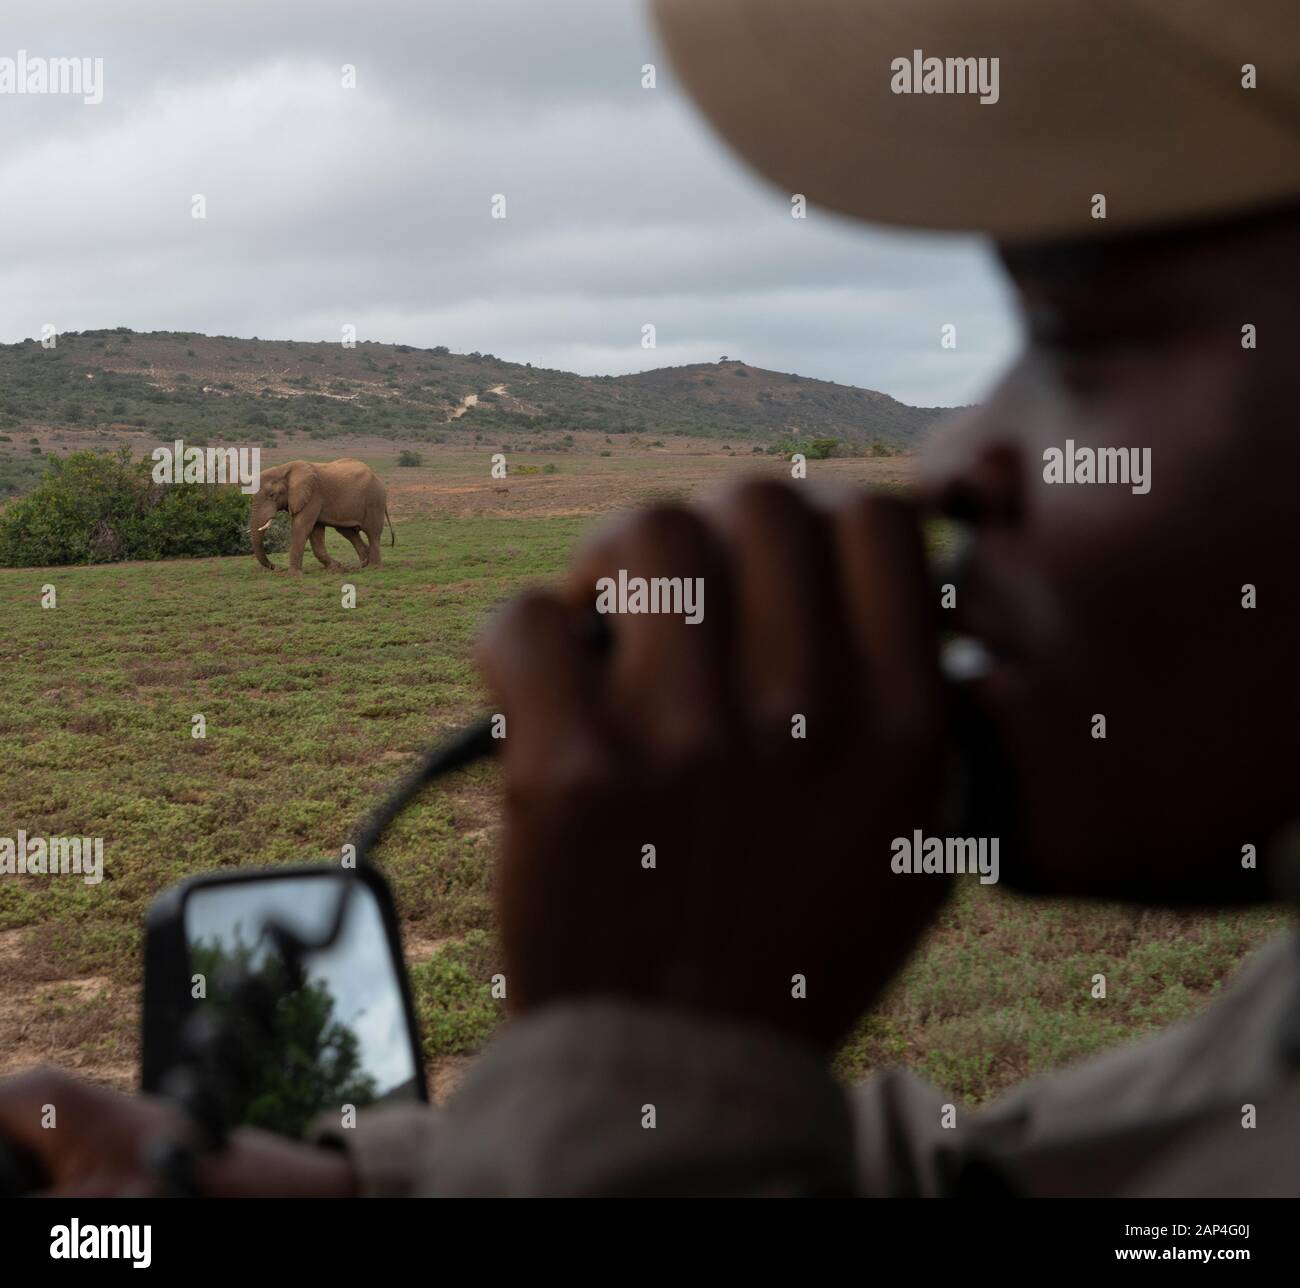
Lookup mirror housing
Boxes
[142,864,426,1136]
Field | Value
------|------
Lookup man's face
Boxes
[919,212,1300,902]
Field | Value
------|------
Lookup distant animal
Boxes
[249,459,393,573]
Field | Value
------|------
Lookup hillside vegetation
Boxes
[0,331,948,482]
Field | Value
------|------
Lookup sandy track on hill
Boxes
[448,383,508,420]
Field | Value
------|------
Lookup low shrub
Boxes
[0,447,288,567]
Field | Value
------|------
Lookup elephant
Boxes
[249,459,393,573]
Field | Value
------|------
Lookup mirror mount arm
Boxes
[270,719,498,964]
[352,720,496,866]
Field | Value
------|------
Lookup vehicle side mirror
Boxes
[142,864,426,1139]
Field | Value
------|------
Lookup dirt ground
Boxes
[26,422,918,520]
[2,432,919,1105]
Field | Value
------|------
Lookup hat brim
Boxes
[650,0,1300,243]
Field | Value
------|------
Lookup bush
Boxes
[0,447,287,567]
[397,450,423,467]
[770,437,834,461]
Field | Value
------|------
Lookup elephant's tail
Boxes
[386,505,395,547]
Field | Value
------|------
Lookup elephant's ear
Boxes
[287,463,316,515]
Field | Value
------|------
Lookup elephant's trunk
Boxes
[250,507,276,568]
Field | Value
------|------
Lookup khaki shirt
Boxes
[317,931,1300,1196]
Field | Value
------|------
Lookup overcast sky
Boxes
[1,0,1020,406]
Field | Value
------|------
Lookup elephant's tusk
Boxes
[256,519,273,532]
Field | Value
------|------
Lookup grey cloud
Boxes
[0,0,1018,405]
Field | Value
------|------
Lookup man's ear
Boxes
[287,463,316,515]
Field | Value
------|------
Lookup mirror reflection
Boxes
[184,875,419,1138]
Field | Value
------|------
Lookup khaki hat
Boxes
[650,0,1300,242]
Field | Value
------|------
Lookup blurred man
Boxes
[3,0,1298,1195]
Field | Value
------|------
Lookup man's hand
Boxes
[0,1068,356,1197]
[477,481,950,1051]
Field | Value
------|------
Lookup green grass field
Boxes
[0,500,1286,1102]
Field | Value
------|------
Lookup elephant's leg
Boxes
[338,527,370,568]
[310,524,344,571]
[363,521,383,568]
[287,511,314,574]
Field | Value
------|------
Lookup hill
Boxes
[0,330,950,491]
